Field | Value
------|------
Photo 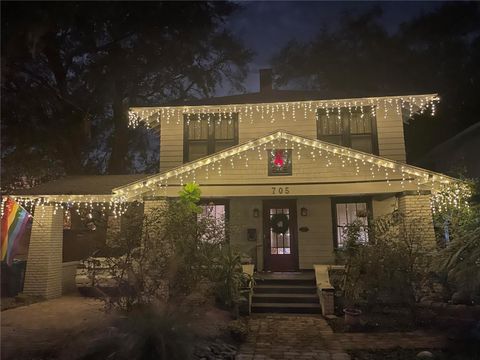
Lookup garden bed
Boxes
[327,307,435,333]
[349,348,477,360]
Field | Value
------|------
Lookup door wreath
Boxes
[270,213,289,234]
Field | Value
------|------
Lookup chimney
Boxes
[259,68,273,92]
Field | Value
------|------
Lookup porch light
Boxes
[301,207,308,216]
[253,208,260,218]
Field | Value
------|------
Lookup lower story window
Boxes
[332,198,370,248]
[197,200,228,242]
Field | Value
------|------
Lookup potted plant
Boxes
[340,220,366,326]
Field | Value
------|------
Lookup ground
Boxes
[1,296,112,360]
[1,295,235,360]
[236,314,447,360]
[1,297,450,360]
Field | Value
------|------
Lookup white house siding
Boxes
[228,197,263,269]
[297,196,334,268]
[226,195,400,271]
[159,102,406,172]
[375,105,407,163]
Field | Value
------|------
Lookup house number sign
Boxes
[271,186,290,195]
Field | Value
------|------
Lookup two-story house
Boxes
[10,69,465,303]
[122,69,449,272]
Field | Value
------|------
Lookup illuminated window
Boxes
[269,208,291,254]
[317,107,378,154]
[197,200,229,242]
[332,198,371,248]
[184,113,238,162]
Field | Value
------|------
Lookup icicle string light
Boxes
[104,130,468,213]
[128,94,439,128]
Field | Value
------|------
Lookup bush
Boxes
[432,178,480,303]
[89,183,252,316]
[337,212,432,309]
[79,305,194,360]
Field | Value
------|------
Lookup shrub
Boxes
[337,212,432,309]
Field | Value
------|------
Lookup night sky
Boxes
[226,1,443,94]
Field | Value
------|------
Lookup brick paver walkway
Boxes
[236,314,448,360]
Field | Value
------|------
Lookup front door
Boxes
[263,200,298,271]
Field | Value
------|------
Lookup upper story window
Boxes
[184,113,238,162]
[317,107,378,154]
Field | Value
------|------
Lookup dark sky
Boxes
[225,1,443,94]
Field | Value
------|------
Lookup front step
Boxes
[251,302,321,314]
[252,272,320,314]
[253,293,318,303]
[254,284,317,294]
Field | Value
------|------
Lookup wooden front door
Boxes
[263,200,298,271]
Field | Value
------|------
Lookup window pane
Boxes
[188,142,208,161]
[214,119,235,140]
[318,112,343,136]
[215,140,235,152]
[346,203,357,223]
[188,119,209,140]
[335,201,369,248]
[351,112,372,135]
[336,204,347,226]
[319,135,343,146]
[198,203,226,242]
[351,135,373,153]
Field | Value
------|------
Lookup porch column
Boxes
[23,205,63,299]
[396,191,436,248]
[105,214,121,247]
[142,196,169,301]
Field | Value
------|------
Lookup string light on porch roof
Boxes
[128,94,440,128]
[109,132,465,211]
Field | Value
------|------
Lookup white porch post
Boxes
[397,191,436,248]
[23,205,63,299]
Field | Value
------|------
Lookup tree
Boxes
[272,3,480,162]
[1,2,252,189]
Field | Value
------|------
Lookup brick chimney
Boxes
[259,68,273,92]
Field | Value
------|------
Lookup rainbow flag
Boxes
[1,197,30,266]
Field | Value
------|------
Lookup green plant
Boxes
[337,212,432,310]
[434,226,480,303]
[209,245,248,314]
[432,178,480,302]
[93,183,230,312]
[80,305,194,360]
[228,319,249,343]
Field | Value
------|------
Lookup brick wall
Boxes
[23,205,63,299]
[105,215,121,247]
[397,192,436,248]
[142,198,169,302]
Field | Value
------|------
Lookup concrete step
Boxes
[251,302,321,314]
[254,278,316,286]
[252,293,319,304]
[254,284,317,294]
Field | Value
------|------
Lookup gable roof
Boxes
[113,130,456,200]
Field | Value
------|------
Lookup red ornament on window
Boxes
[269,149,292,176]
[273,150,285,168]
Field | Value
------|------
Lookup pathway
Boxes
[236,314,448,360]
